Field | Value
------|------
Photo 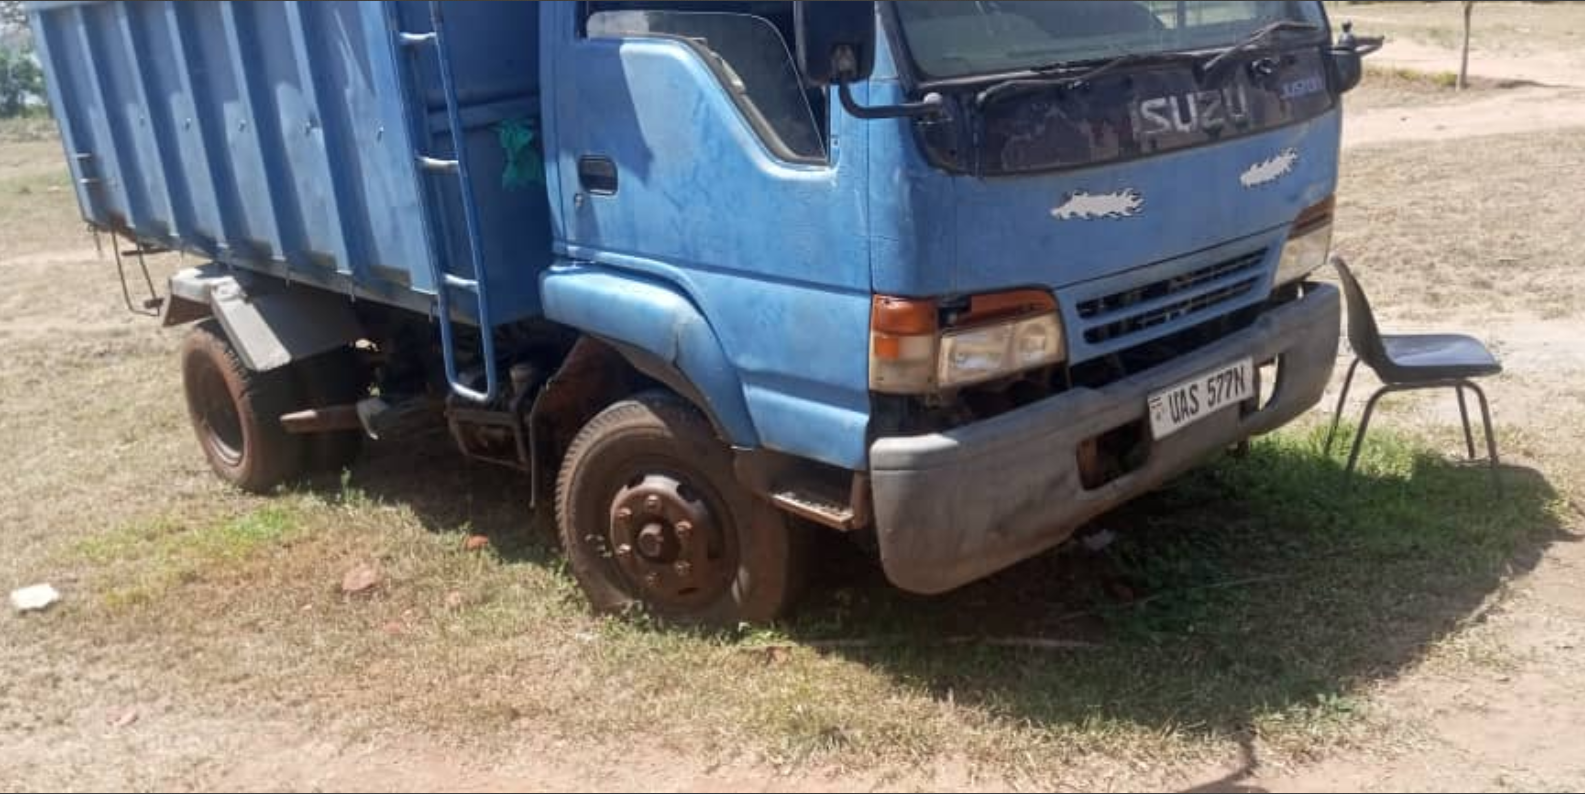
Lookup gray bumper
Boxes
[870,284,1341,594]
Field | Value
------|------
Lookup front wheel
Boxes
[555,391,806,625]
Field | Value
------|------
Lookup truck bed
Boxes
[28,0,551,325]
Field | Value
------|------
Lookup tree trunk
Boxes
[1459,1,1475,91]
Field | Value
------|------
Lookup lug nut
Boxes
[644,495,661,512]
[644,572,660,589]
[615,543,633,558]
[674,561,692,578]
[615,507,633,525]
[675,520,693,540]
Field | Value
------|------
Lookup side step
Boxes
[771,476,871,532]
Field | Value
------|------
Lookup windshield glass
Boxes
[894,1,1326,80]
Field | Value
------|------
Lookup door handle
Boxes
[577,156,618,196]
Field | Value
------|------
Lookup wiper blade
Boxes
[973,20,1319,109]
[1200,20,1321,78]
[975,51,1200,109]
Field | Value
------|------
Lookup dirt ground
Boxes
[3,4,1584,792]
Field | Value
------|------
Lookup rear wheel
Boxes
[180,320,305,493]
[555,391,806,625]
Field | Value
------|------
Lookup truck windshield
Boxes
[894,1,1326,80]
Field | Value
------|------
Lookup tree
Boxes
[0,46,40,117]
[1458,1,1475,91]
[0,1,24,38]
[0,0,39,117]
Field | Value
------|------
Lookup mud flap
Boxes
[166,264,364,372]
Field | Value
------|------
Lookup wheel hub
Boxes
[608,474,733,608]
[635,522,671,560]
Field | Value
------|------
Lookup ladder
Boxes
[397,1,498,404]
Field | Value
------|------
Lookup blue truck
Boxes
[28,1,1371,624]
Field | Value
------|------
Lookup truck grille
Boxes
[1076,250,1266,345]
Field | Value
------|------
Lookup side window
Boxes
[584,2,828,164]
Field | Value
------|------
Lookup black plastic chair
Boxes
[1324,257,1503,489]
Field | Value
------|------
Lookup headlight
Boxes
[1275,196,1335,287]
[938,312,1065,388]
[868,291,1067,394]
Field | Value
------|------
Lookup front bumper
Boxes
[869,283,1341,594]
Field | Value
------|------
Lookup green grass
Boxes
[44,426,1566,783]
[69,505,306,610]
[715,425,1564,768]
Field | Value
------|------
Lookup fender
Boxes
[163,263,363,372]
[540,264,760,448]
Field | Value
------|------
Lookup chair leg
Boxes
[1345,385,1390,477]
[1455,385,1477,460]
[1325,357,1362,455]
[1466,381,1502,493]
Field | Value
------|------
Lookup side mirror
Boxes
[1329,47,1363,93]
[794,1,875,86]
[1329,21,1383,94]
[794,0,945,121]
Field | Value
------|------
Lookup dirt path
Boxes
[1342,28,1585,149]
[1344,84,1585,148]
[1349,33,1585,91]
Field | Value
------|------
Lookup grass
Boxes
[34,423,1563,786]
[1345,64,1512,112]
[0,114,60,144]
[69,505,307,611]
[0,160,82,258]
[1372,65,1460,90]
[1335,128,1585,321]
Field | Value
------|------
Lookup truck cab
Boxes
[29,0,1369,624]
[536,1,1353,597]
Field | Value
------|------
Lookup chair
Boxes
[1324,257,1503,489]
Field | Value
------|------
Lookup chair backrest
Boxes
[1330,257,1390,370]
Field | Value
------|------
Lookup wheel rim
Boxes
[192,359,244,467]
[606,472,738,611]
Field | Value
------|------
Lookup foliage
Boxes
[0,45,42,117]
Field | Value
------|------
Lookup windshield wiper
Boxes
[974,50,1200,109]
[973,19,1321,110]
[1200,20,1321,79]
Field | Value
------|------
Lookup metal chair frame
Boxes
[1323,359,1500,490]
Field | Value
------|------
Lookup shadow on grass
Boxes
[312,423,1570,780]
[783,426,1573,779]
[307,426,559,566]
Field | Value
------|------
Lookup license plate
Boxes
[1147,358,1254,439]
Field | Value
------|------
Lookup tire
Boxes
[180,320,306,493]
[555,391,806,625]
[292,347,367,474]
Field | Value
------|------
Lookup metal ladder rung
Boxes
[397,31,437,47]
[442,273,478,291]
[416,155,459,174]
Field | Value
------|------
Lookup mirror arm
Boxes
[1352,35,1385,57]
[1336,21,1385,57]
[838,82,945,120]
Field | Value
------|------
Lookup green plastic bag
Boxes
[497,119,544,190]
